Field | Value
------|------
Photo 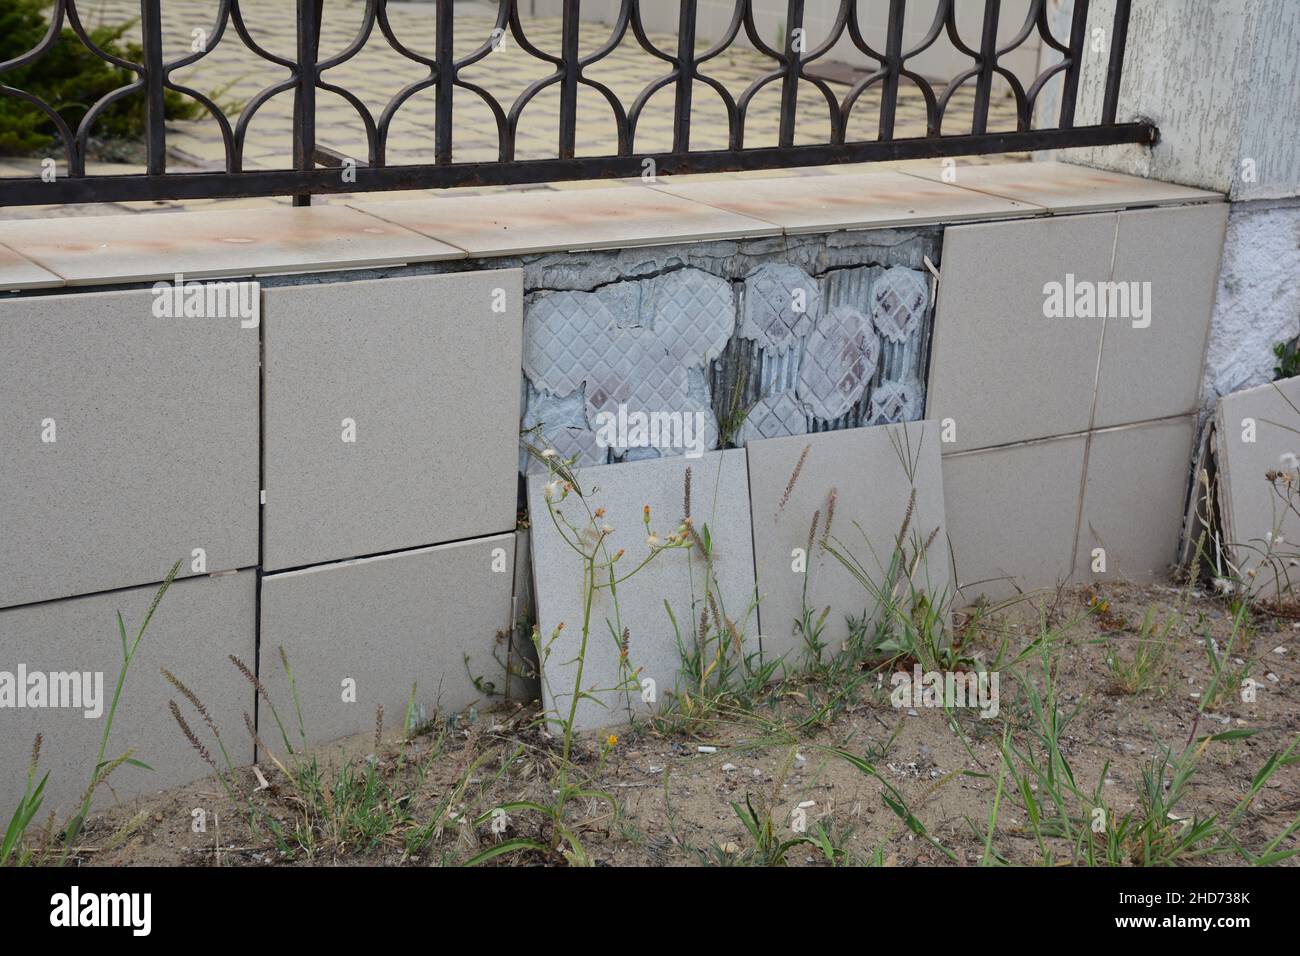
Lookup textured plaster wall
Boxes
[1061,0,1300,203]
[1199,200,1300,410]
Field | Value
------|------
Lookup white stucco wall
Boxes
[1062,0,1300,202]
[1199,200,1300,409]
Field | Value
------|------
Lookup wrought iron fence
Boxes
[0,0,1152,207]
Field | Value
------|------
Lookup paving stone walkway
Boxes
[0,1,1022,218]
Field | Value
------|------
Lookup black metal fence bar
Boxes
[0,0,1155,208]
[1102,0,1131,125]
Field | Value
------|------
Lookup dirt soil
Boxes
[59,583,1300,867]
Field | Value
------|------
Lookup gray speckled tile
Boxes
[746,421,949,669]
[260,536,515,747]
[0,287,258,608]
[262,271,522,571]
[527,450,757,730]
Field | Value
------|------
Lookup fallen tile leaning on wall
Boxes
[746,420,950,672]
[1199,375,1300,601]
[527,450,757,732]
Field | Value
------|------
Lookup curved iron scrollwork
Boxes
[0,0,1150,207]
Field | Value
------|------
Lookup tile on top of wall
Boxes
[1215,376,1300,591]
[903,160,1222,213]
[260,534,514,748]
[746,421,950,671]
[352,185,778,257]
[527,450,756,731]
[943,435,1087,605]
[1075,416,1196,584]
[1092,204,1229,429]
[0,572,256,818]
[0,288,258,609]
[651,169,1040,235]
[0,205,462,286]
[926,213,1116,452]
[262,271,522,571]
[0,241,62,291]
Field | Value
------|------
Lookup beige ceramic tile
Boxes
[1215,376,1300,596]
[904,160,1222,213]
[927,213,1116,452]
[0,241,62,291]
[1093,204,1229,428]
[746,421,950,670]
[943,435,1087,605]
[352,184,778,257]
[1076,416,1197,583]
[0,205,463,286]
[650,169,1041,235]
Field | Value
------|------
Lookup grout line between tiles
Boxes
[0,566,258,615]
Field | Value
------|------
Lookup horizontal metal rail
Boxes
[0,0,1152,208]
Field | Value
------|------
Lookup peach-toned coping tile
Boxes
[902,160,1223,213]
[649,168,1043,234]
[0,205,463,286]
[0,240,62,291]
[351,184,780,257]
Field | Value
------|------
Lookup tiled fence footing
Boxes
[0,186,1229,800]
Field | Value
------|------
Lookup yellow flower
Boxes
[606,734,618,747]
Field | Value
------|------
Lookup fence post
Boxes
[1101,0,1131,125]
[293,0,324,207]
[559,0,580,160]
[778,0,805,148]
[673,0,699,154]
[1058,0,1091,128]
[140,0,166,175]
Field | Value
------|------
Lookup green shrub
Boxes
[0,0,202,157]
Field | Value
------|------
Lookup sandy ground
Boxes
[46,582,1300,868]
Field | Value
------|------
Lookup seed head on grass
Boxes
[162,667,221,740]
[170,700,218,774]
[778,444,811,516]
[29,734,42,774]
[806,509,821,558]
[822,487,838,545]
[896,487,917,548]
[374,704,384,752]
[230,655,271,705]
[683,466,693,522]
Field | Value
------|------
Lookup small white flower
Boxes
[543,480,561,502]
[1212,577,1235,595]
[601,523,614,534]
[541,448,558,459]
[646,533,661,548]
[1281,452,1300,471]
